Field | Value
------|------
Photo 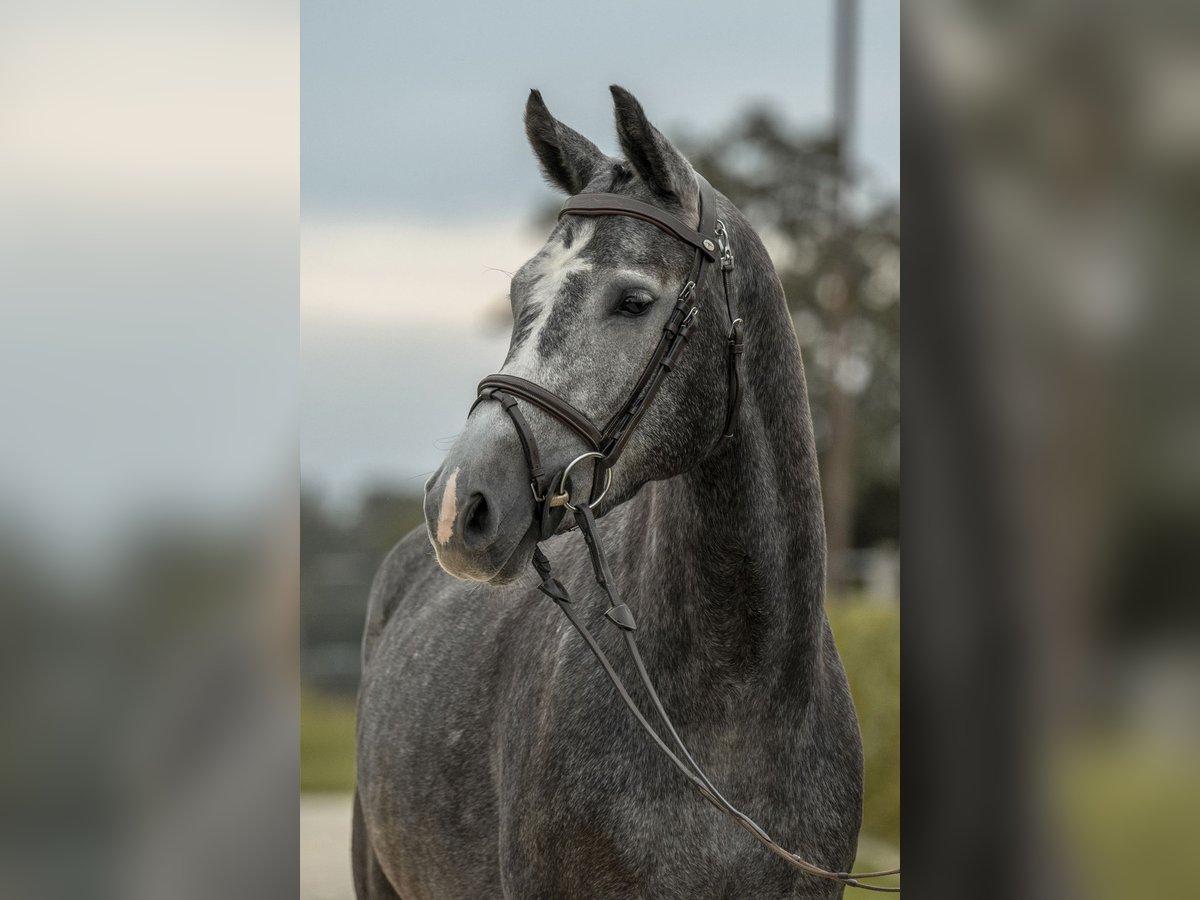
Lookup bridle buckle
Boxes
[727,317,744,347]
[531,481,569,507]
[715,219,734,271]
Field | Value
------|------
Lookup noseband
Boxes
[467,177,898,892]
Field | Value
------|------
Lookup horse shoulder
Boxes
[361,526,439,667]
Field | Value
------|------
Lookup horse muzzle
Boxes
[423,452,537,583]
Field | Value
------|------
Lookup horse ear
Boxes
[609,85,697,209]
[525,89,606,195]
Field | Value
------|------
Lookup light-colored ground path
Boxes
[301,793,355,900]
[300,791,900,896]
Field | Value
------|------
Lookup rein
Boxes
[471,178,899,892]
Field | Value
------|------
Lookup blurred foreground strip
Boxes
[907,2,1199,898]
[0,1,298,898]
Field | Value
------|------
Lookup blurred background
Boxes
[1,2,298,899]
[904,2,1200,899]
[6,1,1193,898]
[300,1,900,897]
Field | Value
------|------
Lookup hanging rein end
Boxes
[836,868,903,893]
[720,318,744,440]
[604,603,637,631]
[531,547,570,604]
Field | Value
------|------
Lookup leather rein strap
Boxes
[532,508,900,892]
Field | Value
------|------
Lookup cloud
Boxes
[1,12,295,208]
[0,4,298,549]
[302,217,542,327]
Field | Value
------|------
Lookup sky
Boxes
[0,1,897,549]
[2,2,298,554]
[301,0,900,509]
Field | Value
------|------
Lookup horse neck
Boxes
[627,242,829,710]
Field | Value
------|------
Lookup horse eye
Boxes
[616,293,654,317]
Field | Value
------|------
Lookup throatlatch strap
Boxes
[720,268,743,439]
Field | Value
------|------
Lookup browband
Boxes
[558,193,719,262]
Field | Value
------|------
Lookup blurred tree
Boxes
[499,108,899,591]
[300,489,425,693]
[684,108,900,590]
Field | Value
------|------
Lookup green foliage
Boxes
[301,690,358,793]
[301,489,426,693]
[686,110,901,495]
[827,599,901,846]
[1058,737,1200,900]
[851,833,901,893]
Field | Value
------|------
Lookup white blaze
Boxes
[504,221,595,380]
[436,466,460,545]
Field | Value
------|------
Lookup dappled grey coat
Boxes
[353,87,863,899]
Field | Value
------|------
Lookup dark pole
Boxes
[833,0,858,204]
[824,0,859,593]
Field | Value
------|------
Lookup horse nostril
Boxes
[461,491,491,543]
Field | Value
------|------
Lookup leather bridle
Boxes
[468,177,899,892]
[472,174,742,541]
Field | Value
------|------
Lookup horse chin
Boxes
[431,521,538,586]
[483,526,539,585]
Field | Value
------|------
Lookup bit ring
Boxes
[557,451,613,512]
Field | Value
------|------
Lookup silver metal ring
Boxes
[558,451,613,512]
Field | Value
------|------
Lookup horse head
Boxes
[425,87,738,583]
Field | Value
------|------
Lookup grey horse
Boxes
[353,87,863,899]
